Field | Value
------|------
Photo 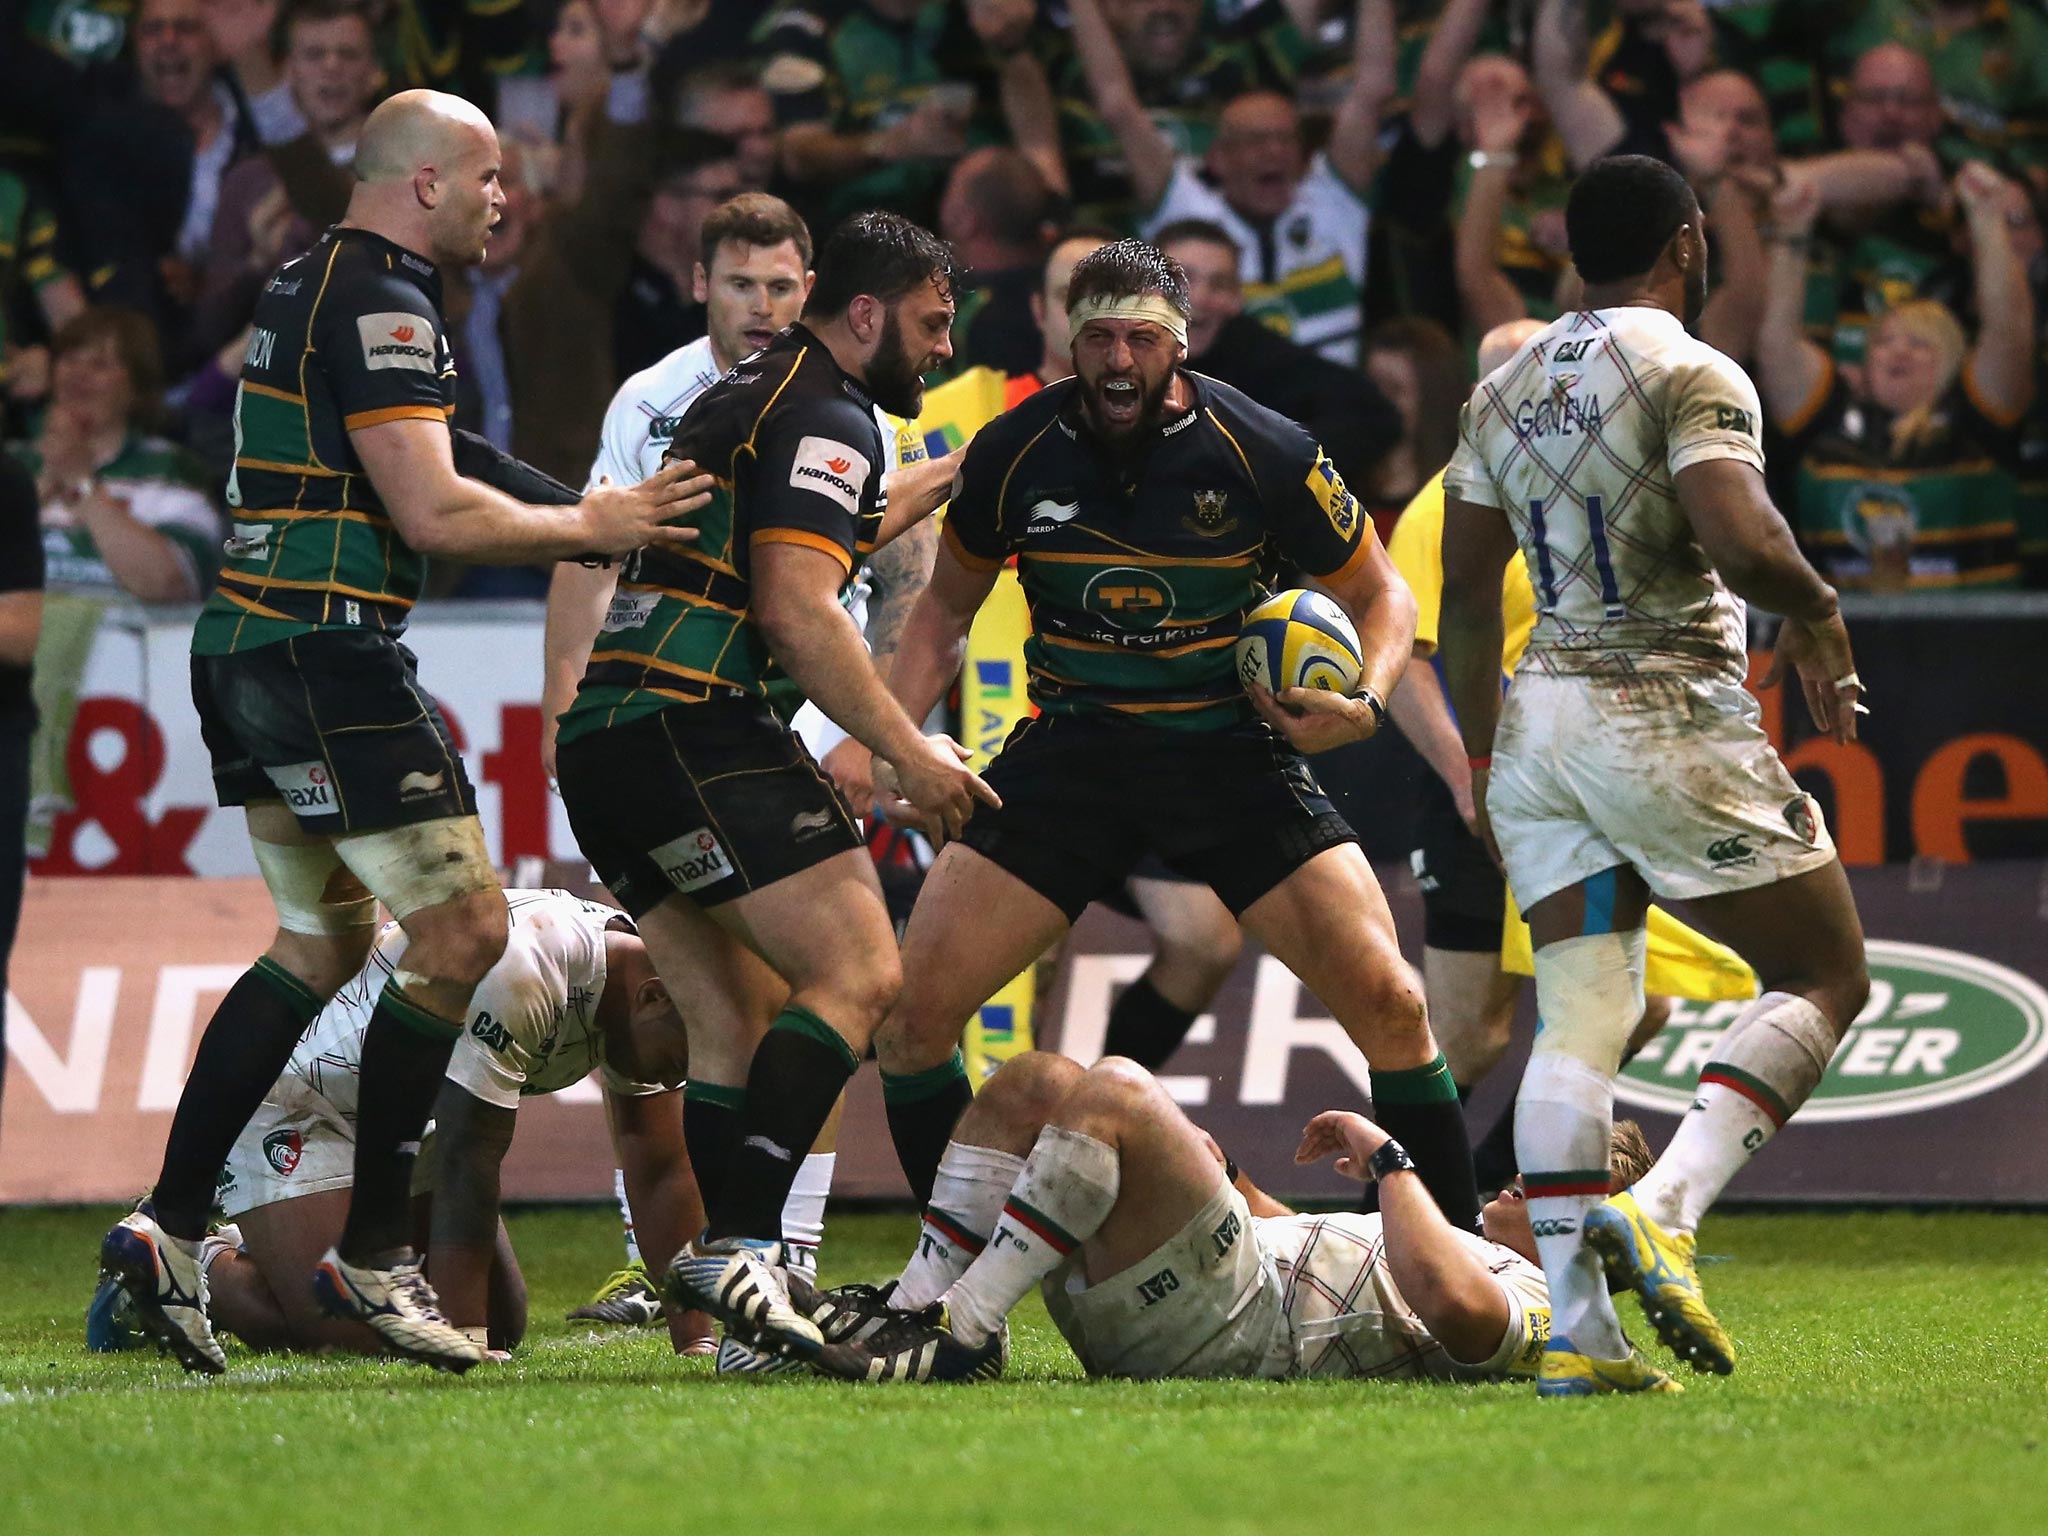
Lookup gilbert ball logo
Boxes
[1616,942,2048,1122]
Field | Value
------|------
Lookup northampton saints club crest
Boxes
[1185,489,1238,536]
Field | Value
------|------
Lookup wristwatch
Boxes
[1352,684,1387,733]
[1368,1139,1417,1183]
[1468,149,1515,172]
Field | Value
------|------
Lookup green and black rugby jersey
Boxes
[943,371,1371,731]
[190,227,458,657]
[557,323,886,746]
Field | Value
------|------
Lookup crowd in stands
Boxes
[4,0,2047,606]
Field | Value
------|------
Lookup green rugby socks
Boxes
[1372,1053,1483,1233]
[882,1050,974,1206]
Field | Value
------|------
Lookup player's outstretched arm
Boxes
[753,540,1000,844]
[425,1080,519,1340]
[1296,1110,1512,1366]
[605,1087,709,1356]
[1066,0,1177,211]
[351,415,714,562]
[872,445,963,551]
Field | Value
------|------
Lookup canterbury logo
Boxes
[1530,1218,1578,1237]
[826,456,851,474]
[390,325,416,344]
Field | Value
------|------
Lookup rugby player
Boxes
[541,193,957,1342]
[799,1051,1650,1384]
[102,91,713,1375]
[91,891,691,1361]
[1438,155,1871,1394]
[870,238,1483,1236]
[555,211,995,1361]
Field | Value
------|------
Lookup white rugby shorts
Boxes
[1488,670,1836,911]
[219,1088,433,1219]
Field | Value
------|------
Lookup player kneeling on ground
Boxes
[90,892,696,1360]
[799,1051,1650,1385]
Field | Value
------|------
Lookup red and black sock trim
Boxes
[1522,1168,1612,1200]
[922,1207,987,1256]
[1001,1196,1079,1257]
[1701,1062,1793,1129]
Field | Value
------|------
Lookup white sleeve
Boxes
[1441,397,1505,509]
[1666,353,1768,477]
[586,382,643,494]
[440,945,557,1110]
[1140,158,1227,237]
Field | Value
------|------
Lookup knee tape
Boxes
[1531,928,1647,1077]
[333,815,499,920]
[249,835,380,936]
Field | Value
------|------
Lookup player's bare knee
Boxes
[265,927,374,1000]
[409,894,511,989]
[976,1051,1084,1134]
[1060,1057,1167,1138]
[1357,962,1432,1055]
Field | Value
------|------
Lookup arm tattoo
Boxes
[863,515,940,675]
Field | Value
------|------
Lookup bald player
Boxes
[101,90,714,1376]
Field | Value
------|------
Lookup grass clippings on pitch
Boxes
[2,1206,2044,1535]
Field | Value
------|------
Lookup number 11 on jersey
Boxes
[1527,495,1625,619]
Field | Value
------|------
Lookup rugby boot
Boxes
[312,1246,484,1372]
[662,1234,822,1362]
[98,1204,226,1374]
[566,1259,666,1326]
[794,1276,912,1346]
[85,1269,143,1353]
[812,1302,1008,1384]
[1583,1190,1736,1375]
[1536,1337,1681,1397]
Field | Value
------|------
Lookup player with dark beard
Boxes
[556,212,996,1363]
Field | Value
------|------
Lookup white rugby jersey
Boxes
[1257,1212,1548,1380]
[266,890,662,1124]
[1442,307,1762,682]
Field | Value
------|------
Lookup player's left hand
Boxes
[1469,764,1504,872]
[1249,683,1377,753]
[821,738,875,819]
[1294,1110,1391,1183]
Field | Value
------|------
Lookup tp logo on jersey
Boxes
[1615,941,2048,1122]
[789,436,870,514]
[357,312,436,372]
[1082,567,1175,631]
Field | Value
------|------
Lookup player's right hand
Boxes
[1763,609,1865,745]
[578,460,715,555]
[885,733,1001,848]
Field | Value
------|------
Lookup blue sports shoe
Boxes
[86,1269,143,1352]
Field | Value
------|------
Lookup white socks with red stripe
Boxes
[1632,991,1838,1236]
[894,1142,1026,1311]
[944,1126,1120,1348]
[781,1152,836,1281]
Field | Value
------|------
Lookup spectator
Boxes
[1831,0,2048,176]
[1,169,89,431]
[936,147,1056,378]
[1079,0,1393,362]
[134,0,253,280]
[1451,54,1578,336]
[1048,0,1309,228]
[1757,164,2035,592]
[1154,218,1400,493]
[191,0,380,367]
[613,130,745,382]
[670,64,782,193]
[1357,316,1467,543]
[5,308,220,603]
[503,0,656,156]
[1838,41,1947,157]
[207,0,302,145]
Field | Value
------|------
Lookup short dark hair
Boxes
[654,127,740,184]
[953,148,1054,250]
[51,306,166,429]
[804,211,957,318]
[1152,218,1241,263]
[275,0,372,55]
[1063,237,1191,323]
[700,192,813,270]
[1566,154,1699,284]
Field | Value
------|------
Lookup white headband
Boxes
[1067,292,1189,349]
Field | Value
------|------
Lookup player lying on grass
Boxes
[92,890,708,1360]
[798,1051,1653,1385]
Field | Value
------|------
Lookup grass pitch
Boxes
[2,1206,2044,1535]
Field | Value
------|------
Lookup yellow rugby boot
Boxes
[1536,1337,1681,1397]
[1583,1190,1735,1375]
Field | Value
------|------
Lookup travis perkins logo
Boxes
[358,312,436,372]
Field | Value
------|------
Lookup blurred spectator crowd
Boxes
[3,0,2047,604]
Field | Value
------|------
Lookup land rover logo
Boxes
[1615,942,2048,1122]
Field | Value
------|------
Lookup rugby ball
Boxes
[1234,588,1364,699]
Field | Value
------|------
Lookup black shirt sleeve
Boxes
[0,451,42,596]
[1242,405,1369,582]
[745,393,884,575]
[315,267,453,433]
[939,413,1025,571]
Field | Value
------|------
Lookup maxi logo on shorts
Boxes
[652,827,733,894]
[264,760,337,816]
[1617,941,2048,1122]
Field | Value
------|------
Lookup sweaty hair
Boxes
[804,210,957,318]
[1566,154,1699,285]
[1152,218,1241,264]
[1063,237,1192,323]
[1609,1120,1655,1191]
[700,192,813,270]
[1035,224,1121,291]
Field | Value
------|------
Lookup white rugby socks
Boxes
[944,1126,1120,1347]
[1517,1052,1628,1361]
[894,1142,1027,1311]
[781,1151,837,1281]
[1632,991,1839,1236]
[614,1168,640,1264]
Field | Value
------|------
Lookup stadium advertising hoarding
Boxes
[7,861,2047,1205]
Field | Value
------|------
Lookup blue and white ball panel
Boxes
[1233,589,1364,697]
